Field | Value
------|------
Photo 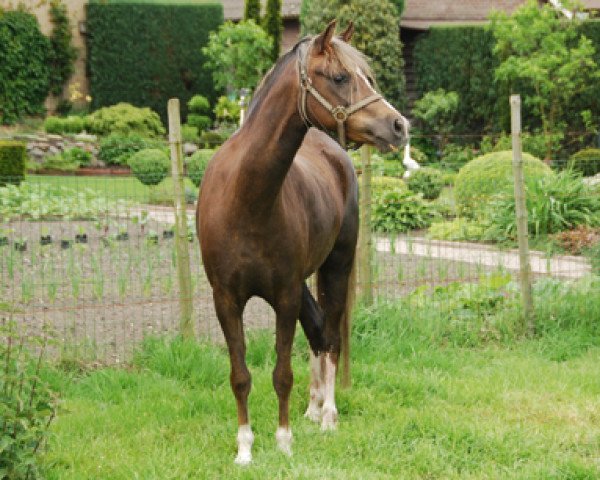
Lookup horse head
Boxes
[298,20,409,151]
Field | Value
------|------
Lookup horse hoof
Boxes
[276,427,293,456]
[304,404,322,423]
[234,453,252,466]
[321,407,338,431]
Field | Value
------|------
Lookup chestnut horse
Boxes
[197,21,408,464]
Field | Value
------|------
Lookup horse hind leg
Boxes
[213,289,253,465]
[298,283,325,423]
[317,256,356,431]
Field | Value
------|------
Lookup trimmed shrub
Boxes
[85,103,165,137]
[187,149,214,187]
[406,167,445,200]
[0,140,27,186]
[87,1,223,122]
[181,124,199,143]
[0,10,51,124]
[43,115,85,135]
[569,148,600,177]
[128,149,170,186]
[98,134,165,166]
[455,150,553,216]
[187,95,212,133]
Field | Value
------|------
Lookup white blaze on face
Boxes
[235,424,254,465]
[356,68,410,140]
[321,352,338,430]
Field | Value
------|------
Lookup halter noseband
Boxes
[298,46,382,149]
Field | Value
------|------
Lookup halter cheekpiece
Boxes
[297,44,382,149]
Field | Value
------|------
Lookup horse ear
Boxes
[340,22,354,43]
[315,20,337,53]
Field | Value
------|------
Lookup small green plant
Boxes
[372,188,436,233]
[440,144,474,171]
[406,167,445,200]
[128,149,170,186]
[43,115,85,135]
[429,218,485,241]
[0,322,57,480]
[214,96,241,125]
[187,149,213,187]
[484,170,600,241]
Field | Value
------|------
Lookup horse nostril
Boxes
[393,118,403,136]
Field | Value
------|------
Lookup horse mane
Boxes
[246,34,376,117]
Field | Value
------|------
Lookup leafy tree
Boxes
[263,0,282,61]
[48,0,77,97]
[489,0,600,160]
[300,0,405,109]
[413,89,459,151]
[202,20,273,92]
[244,0,261,23]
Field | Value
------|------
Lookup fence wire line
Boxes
[0,131,599,363]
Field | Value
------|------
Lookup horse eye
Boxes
[333,74,348,85]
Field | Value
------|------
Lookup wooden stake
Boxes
[168,98,194,339]
[358,145,373,305]
[510,95,534,333]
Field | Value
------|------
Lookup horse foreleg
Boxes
[213,290,253,465]
[273,294,300,456]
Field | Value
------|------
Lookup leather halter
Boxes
[297,47,382,149]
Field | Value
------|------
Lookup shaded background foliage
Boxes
[86,1,223,123]
[413,20,600,142]
[300,0,406,109]
[0,10,51,124]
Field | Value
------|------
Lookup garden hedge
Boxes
[86,1,223,123]
[413,21,600,137]
[0,140,27,186]
[0,10,50,124]
[454,150,553,215]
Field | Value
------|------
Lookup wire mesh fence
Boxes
[1,124,599,364]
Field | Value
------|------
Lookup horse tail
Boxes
[340,253,356,388]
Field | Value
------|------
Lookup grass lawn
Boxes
[27,175,198,205]
[40,278,600,479]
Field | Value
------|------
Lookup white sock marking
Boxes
[234,424,254,465]
[305,351,324,422]
[275,426,293,456]
[321,352,338,431]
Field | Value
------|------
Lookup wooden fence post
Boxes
[510,95,534,333]
[168,98,194,339]
[358,144,373,305]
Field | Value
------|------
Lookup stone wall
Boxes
[12,133,100,167]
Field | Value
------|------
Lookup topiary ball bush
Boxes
[0,140,27,186]
[187,149,214,187]
[128,149,170,186]
[406,167,445,199]
[85,103,165,137]
[187,114,212,132]
[454,150,553,216]
[569,148,600,177]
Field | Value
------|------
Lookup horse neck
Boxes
[232,60,307,209]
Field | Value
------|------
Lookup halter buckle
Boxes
[331,106,348,122]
